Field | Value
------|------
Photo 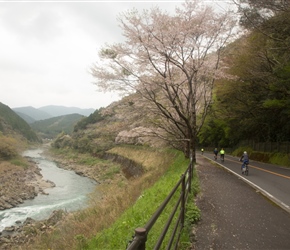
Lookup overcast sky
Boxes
[0,0,231,110]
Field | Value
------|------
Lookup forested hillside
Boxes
[198,7,290,148]
[53,93,166,154]
[0,102,40,143]
[0,102,40,160]
[30,113,85,139]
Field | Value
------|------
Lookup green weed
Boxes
[87,151,198,249]
[9,158,29,169]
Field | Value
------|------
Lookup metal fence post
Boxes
[135,227,147,250]
[181,174,185,227]
[189,159,192,193]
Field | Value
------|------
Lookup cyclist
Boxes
[213,148,218,160]
[201,148,204,155]
[240,151,249,171]
[220,148,225,161]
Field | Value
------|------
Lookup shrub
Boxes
[0,136,17,159]
[269,152,290,167]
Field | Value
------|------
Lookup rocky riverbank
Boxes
[0,153,57,249]
[0,158,55,211]
[0,145,134,249]
[0,210,68,250]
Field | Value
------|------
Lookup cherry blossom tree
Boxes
[91,0,237,160]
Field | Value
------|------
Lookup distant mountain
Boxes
[13,105,95,123]
[13,106,52,122]
[0,102,40,142]
[14,111,36,124]
[38,105,95,117]
[30,113,85,139]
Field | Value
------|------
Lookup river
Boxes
[0,148,97,231]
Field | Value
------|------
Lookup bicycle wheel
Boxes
[245,166,249,176]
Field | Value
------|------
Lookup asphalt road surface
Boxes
[203,151,290,213]
[193,153,290,250]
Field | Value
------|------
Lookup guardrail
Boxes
[126,159,194,250]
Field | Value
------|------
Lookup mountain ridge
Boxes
[38,105,95,117]
[13,105,95,123]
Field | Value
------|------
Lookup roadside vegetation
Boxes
[23,145,200,250]
[232,147,290,167]
[198,4,290,149]
[86,148,200,250]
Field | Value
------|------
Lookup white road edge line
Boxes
[202,155,290,214]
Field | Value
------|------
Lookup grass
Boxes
[100,166,121,180]
[9,156,30,169]
[85,148,200,250]
[21,145,200,250]
[269,152,290,166]
[0,155,31,174]
[49,147,112,167]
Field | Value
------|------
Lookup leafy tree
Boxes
[74,109,104,132]
[209,10,290,143]
[0,135,17,159]
[198,110,234,148]
[90,0,236,160]
[233,0,290,29]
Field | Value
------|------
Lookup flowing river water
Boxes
[0,148,97,231]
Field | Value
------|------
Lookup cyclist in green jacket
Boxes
[220,148,225,161]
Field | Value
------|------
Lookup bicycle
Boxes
[220,154,224,162]
[213,148,218,160]
[241,161,249,176]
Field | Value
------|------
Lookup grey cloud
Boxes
[0,3,63,43]
[0,1,181,109]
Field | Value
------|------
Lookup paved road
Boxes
[202,151,290,213]
[193,154,290,250]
